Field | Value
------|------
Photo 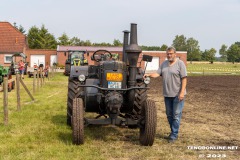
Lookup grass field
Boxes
[0,72,239,160]
[187,61,240,75]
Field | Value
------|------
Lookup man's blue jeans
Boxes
[164,96,184,140]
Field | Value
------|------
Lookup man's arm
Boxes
[144,72,160,78]
[178,77,187,101]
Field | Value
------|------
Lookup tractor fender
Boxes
[84,79,101,112]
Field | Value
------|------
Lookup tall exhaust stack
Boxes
[125,23,142,88]
[122,30,130,63]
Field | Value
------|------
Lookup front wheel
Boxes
[67,79,81,126]
[139,100,157,146]
[72,98,84,145]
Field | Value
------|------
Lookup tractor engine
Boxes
[105,91,123,118]
[99,60,127,118]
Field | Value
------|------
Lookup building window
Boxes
[4,55,12,63]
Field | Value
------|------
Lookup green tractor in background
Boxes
[0,65,15,92]
[64,51,89,76]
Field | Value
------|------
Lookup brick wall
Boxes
[0,54,6,66]
[25,49,57,66]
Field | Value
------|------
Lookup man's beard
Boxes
[168,58,174,62]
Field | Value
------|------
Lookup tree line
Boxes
[14,23,240,63]
[171,35,240,64]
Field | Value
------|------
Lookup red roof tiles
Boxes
[0,22,27,53]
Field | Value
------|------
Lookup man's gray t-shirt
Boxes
[157,59,187,97]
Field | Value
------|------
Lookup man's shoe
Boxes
[168,138,177,143]
[168,136,178,143]
[164,135,171,139]
[167,134,178,139]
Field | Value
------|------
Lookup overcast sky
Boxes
[1,0,240,55]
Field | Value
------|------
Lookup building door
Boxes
[30,55,45,67]
[50,55,57,66]
[145,57,159,71]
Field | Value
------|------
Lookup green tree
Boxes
[93,42,112,46]
[234,42,240,62]
[234,42,240,47]
[227,44,240,64]
[172,35,187,51]
[113,39,122,46]
[141,45,148,51]
[27,26,40,48]
[219,44,228,62]
[186,37,201,63]
[83,40,92,46]
[69,37,81,46]
[13,22,26,34]
[208,48,216,64]
[160,44,168,51]
[201,48,216,63]
[27,25,57,49]
[201,50,208,61]
[58,33,70,46]
[141,45,161,51]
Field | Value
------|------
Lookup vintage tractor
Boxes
[0,65,15,92]
[67,23,157,146]
[64,50,88,76]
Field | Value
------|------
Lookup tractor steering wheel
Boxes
[92,50,112,62]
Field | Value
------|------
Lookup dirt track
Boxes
[148,75,240,149]
[149,75,240,116]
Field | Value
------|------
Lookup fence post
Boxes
[16,73,21,111]
[37,69,39,91]
[42,70,45,85]
[40,68,43,87]
[47,69,50,81]
[54,66,56,76]
[3,77,8,125]
[19,78,34,101]
[33,70,36,94]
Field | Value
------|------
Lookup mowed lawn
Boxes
[187,62,240,75]
[0,72,239,160]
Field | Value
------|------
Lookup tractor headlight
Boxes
[78,74,86,82]
[144,76,151,84]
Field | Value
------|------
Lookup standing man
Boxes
[144,46,187,143]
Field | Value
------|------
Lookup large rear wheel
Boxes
[127,82,147,128]
[72,98,84,145]
[139,99,157,146]
[132,82,147,117]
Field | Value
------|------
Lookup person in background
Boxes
[18,60,25,79]
[144,46,187,143]
[33,63,38,71]
[44,63,49,78]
